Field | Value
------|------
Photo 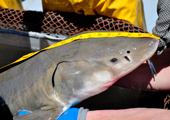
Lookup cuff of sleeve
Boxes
[77,107,89,120]
[156,38,167,55]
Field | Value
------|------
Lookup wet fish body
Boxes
[0,31,159,120]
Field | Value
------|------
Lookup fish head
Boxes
[54,36,159,103]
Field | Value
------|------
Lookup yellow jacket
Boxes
[0,0,146,29]
[0,0,23,9]
[42,0,146,29]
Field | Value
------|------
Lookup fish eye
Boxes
[110,58,117,63]
[127,50,131,54]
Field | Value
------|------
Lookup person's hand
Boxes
[152,0,170,55]
[86,108,170,120]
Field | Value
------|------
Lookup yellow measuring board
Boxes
[0,31,160,70]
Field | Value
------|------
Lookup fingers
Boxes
[86,108,170,120]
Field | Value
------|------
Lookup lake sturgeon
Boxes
[0,31,159,120]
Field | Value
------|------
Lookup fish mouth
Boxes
[104,79,119,89]
[104,82,114,89]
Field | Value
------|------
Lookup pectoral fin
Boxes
[14,110,62,120]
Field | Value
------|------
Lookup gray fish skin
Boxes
[0,31,159,120]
